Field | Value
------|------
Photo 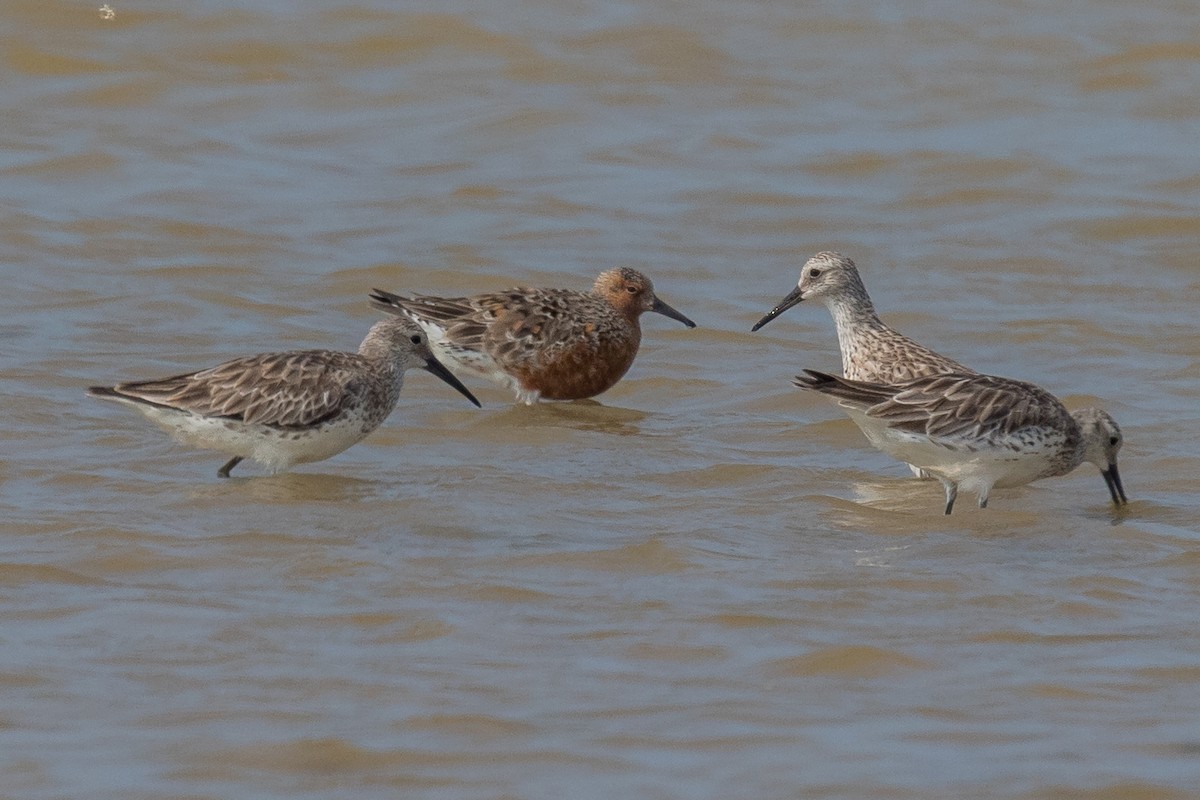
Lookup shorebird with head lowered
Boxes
[88,317,480,477]
[370,267,696,405]
[793,369,1128,515]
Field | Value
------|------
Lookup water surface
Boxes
[2,2,1199,798]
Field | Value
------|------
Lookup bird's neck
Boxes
[1064,412,1094,474]
[826,295,886,363]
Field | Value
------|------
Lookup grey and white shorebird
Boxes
[793,369,1128,514]
[88,317,480,477]
[369,268,696,405]
[751,251,973,384]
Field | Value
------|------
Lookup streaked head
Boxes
[362,318,481,407]
[752,251,870,331]
[595,267,696,328]
[1072,407,1127,506]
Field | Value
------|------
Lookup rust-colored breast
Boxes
[514,336,640,400]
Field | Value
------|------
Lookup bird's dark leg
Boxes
[218,456,243,478]
[942,482,958,515]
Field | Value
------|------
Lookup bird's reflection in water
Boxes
[478,399,647,436]
[185,471,388,505]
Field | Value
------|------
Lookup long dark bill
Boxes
[1101,462,1128,506]
[750,285,804,332]
[650,296,697,328]
[423,357,482,408]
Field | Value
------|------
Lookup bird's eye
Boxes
[1109,436,1119,446]
[626,285,639,294]
[410,334,422,345]
[809,268,822,278]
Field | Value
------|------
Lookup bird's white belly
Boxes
[847,410,1061,489]
[135,405,371,472]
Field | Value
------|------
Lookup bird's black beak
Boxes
[423,357,481,408]
[751,285,804,331]
[650,296,697,328]
[1101,462,1128,506]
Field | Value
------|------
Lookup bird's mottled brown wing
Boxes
[109,350,364,428]
[479,289,608,369]
[372,291,492,351]
[374,287,605,364]
[867,374,1067,441]
[796,371,1070,442]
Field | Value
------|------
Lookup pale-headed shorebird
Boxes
[793,369,1128,514]
[753,251,977,479]
[751,251,973,384]
[88,317,480,477]
[369,267,696,405]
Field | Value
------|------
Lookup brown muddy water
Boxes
[2,1,1199,798]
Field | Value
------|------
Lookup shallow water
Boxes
[2,1,1200,798]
